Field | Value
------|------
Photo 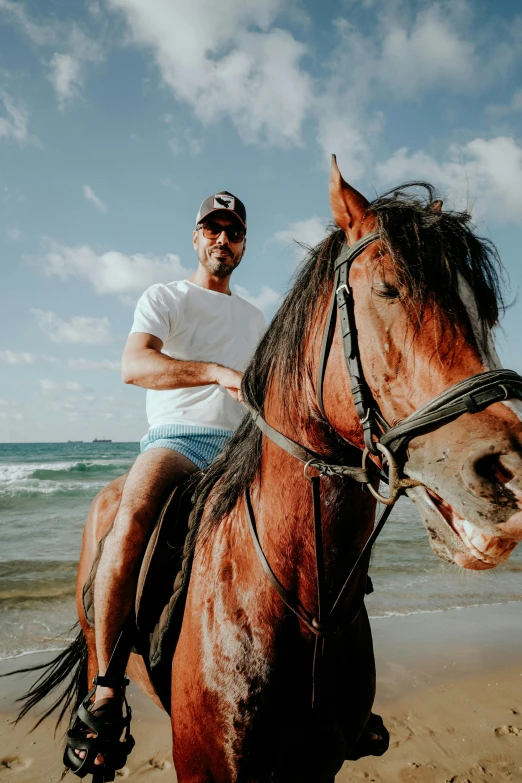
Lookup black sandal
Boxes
[346,712,390,760]
[64,674,135,781]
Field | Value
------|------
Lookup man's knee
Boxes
[111,450,194,535]
[89,475,128,541]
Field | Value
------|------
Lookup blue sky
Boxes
[1,0,521,442]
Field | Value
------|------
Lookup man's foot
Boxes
[346,712,390,760]
[64,687,134,778]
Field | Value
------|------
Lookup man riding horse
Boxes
[66,190,389,778]
[70,192,265,772]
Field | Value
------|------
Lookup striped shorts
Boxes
[140,423,234,470]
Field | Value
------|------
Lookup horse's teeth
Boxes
[462,519,515,559]
[462,520,490,552]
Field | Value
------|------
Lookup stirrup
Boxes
[63,678,135,781]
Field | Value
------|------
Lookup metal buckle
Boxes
[360,408,372,425]
[336,283,350,297]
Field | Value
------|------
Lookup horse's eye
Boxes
[375,282,400,299]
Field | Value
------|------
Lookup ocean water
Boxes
[0,442,521,659]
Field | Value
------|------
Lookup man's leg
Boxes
[93,447,198,701]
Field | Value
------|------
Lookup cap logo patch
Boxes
[214,194,235,210]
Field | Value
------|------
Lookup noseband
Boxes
[245,230,522,686]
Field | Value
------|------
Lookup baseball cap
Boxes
[196,191,247,230]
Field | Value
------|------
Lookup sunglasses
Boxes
[198,221,245,243]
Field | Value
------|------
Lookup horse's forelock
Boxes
[371,184,505,332]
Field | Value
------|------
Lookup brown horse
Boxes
[18,160,522,782]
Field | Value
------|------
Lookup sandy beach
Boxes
[1,602,521,782]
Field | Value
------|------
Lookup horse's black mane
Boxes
[191,182,505,538]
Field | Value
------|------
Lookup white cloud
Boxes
[273,216,330,267]
[160,177,179,191]
[68,358,120,371]
[314,3,522,174]
[371,5,478,99]
[488,88,522,116]
[233,284,281,317]
[31,239,191,295]
[0,0,54,46]
[164,116,203,157]
[64,381,89,392]
[375,136,522,224]
[273,216,329,254]
[107,0,312,147]
[0,91,31,143]
[0,349,36,364]
[6,227,21,240]
[0,1,103,107]
[31,309,113,344]
[118,295,137,308]
[49,53,82,107]
[82,184,108,213]
[48,29,103,107]
[39,378,57,392]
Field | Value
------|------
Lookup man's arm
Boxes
[121,332,243,401]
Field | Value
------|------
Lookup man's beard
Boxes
[201,247,241,278]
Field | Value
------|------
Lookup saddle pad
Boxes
[135,481,194,633]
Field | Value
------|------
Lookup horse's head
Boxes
[325,157,522,571]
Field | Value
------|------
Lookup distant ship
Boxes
[67,440,83,443]
[93,438,112,443]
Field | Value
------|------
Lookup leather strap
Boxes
[245,402,371,483]
[244,487,323,637]
[317,231,380,428]
[244,484,394,637]
[93,617,134,689]
[381,369,522,453]
[317,280,338,420]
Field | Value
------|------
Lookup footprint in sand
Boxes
[115,767,130,778]
[448,759,522,781]
[494,724,522,737]
[399,761,438,782]
[147,756,173,771]
[346,771,383,783]
[0,757,32,773]
[388,718,414,748]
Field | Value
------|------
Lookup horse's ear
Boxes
[430,199,443,212]
[329,154,370,236]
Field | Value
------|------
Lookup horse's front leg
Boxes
[170,520,275,783]
[336,603,378,759]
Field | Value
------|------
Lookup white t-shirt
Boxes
[130,280,266,430]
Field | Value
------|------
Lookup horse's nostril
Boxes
[474,455,514,486]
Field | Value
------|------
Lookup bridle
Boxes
[244,229,522,698]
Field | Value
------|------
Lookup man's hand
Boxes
[215,366,244,402]
[121,334,245,400]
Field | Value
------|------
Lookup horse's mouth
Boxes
[408,485,518,570]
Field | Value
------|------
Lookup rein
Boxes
[244,230,522,704]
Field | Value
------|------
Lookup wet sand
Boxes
[1,603,521,782]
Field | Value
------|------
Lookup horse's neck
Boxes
[252,396,375,619]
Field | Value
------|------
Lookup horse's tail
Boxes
[2,623,89,729]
